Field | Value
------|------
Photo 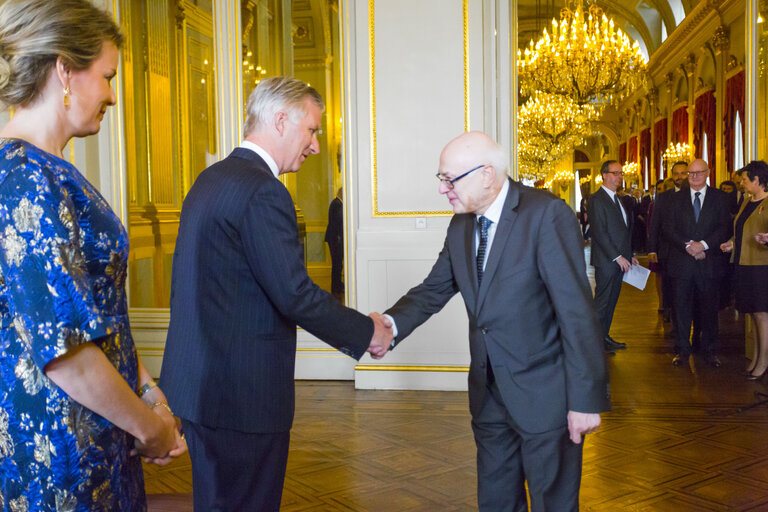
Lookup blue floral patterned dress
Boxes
[0,139,145,511]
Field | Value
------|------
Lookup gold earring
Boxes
[63,86,70,108]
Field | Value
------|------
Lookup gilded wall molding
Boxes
[368,0,469,218]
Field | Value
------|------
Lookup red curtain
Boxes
[640,128,651,187]
[694,90,716,182]
[724,71,745,175]
[672,106,688,143]
[653,118,667,182]
[628,136,638,163]
[619,142,627,164]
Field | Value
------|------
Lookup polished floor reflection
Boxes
[145,255,768,511]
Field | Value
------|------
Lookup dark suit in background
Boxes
[588,186,633,344]
[647,188,677,315]
[325,194,344,297]
[387,175,609,510]
[160,148,376,509]
[663,186,730,360]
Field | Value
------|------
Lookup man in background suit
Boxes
[160,77,391,511]
[663,159,730,367]
[325,187,344,300]
[382,131,609,511]
[648,161,689,322]
[588,161,638,353]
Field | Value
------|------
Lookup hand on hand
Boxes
[685,241,705,257]
[567,411,601,444]
[755,233,768,245]
[694,252,706,261]
[132,403,178,461]
[367,312,393,360]
[142,428,187,466]
[720,240,734,253]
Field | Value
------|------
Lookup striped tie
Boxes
[477,216,492,285]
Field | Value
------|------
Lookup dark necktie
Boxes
[477,216,492,285]
[613,194,626,225]
[693,192,701,222]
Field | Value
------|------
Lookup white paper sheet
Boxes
[622,264,651,290]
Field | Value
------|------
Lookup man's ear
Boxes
[482,164,496,186]
[273,110,288,136]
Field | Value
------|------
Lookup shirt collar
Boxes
[601,185,617,199]
[240,141,279,178]
[476,179,509,224]
[690,186,707,200]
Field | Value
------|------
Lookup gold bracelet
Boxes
[150,402,173,415]
[138,380,158,397]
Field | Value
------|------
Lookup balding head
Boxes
[688,159,709,190]
[437,131,509,215]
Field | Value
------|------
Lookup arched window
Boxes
[702,133,710,185]
[734,111,744,171]
[668,0,685,25]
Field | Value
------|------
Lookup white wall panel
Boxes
[343,0,494,389]
[373,0,465,214]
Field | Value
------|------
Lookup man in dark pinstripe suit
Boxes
[160,77,392,511]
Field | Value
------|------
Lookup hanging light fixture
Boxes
[517,92,598,180]
[518,0,647,109]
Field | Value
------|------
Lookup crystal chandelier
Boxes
[518,0,647,108]
[663,142,694,164]
[622,161,640,182]
[517,92,597,180]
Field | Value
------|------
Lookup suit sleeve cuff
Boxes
[383,314,398,349]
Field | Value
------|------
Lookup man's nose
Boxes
[309,134,320,154]
[438,181,450,194]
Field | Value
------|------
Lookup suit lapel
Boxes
[476,180,519,314]
[448,214,478,312]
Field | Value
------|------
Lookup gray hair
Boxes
[244,76,324,136]
[487,140,509,178]
[0,0,123,108]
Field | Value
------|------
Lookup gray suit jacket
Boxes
[386,180,609,434]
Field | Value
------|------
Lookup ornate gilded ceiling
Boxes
[518,0,701,60]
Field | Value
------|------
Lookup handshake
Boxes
[366,312,394,360]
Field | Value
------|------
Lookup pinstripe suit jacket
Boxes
[160,148,373,433]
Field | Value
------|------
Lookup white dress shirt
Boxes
[385,180,510,343]
[240,141,279,178]
[689,185,709,250]
[474,180,509,271]
[601,185,627,225]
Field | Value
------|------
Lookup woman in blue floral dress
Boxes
[0,1,185,510]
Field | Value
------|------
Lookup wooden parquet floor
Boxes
[144,253,768,511]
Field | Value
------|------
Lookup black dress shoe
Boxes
[604,336,627,350]
[705,355,722,368]
[672,354,689,367]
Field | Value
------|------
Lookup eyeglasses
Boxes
[605,171,624,176]
[436,164,486,190]
[687,170,709,176]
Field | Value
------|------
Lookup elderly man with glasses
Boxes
[662,158,731,368]
[381,131,609,511]
[588,160,639,353]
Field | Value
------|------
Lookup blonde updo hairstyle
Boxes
[0,0,123,108]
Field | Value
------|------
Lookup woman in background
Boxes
[0,1,184,509]
[721,161,768,380]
